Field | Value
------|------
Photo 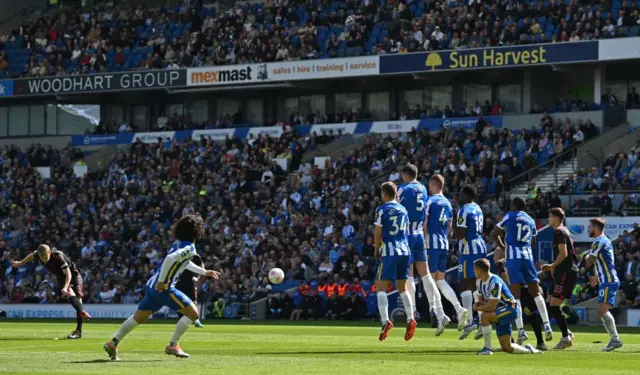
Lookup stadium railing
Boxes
[559,191,640,215]
[509,132,604,191]
[302,133,370,164]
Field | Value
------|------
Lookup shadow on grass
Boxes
[256,349,478,355]
[65,359,163,364]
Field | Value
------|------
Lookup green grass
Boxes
[0,321,639,375]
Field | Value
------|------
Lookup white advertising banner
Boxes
[191,128,236,141]
[274,157,288,172]
[314,156,331,169]
[187,56,379,87]
[566,217,640,242]
[133,131,176,144]
[0,304,139,319]
[73,163,88,178]
[599,38,640,61]
[308,122,358,135]
[262,57,379,82]
[36,167,51,179]
[247,126,284,139]
[627,309,640,327]
[369,120,420,134]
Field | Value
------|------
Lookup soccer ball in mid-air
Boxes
[268,268,285,284]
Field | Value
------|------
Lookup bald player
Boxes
[13,244,91,339]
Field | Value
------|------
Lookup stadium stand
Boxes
[2,0,640,78]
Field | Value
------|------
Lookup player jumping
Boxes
[12,244,91,339]
[473,258,543,355]
[103,214,220,360]
[374,181,416,341]
[541,208,579,349]
[493,197,552,345]
[398,164,449,335]
[426,174,468,331]
[455,185,488,340]
[584,217,623,352]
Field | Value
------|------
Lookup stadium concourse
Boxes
[1,109,638,323]
[2,0,640,78]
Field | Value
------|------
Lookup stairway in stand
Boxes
[510,156,578,196]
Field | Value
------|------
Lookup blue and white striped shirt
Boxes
[497,211,537,260]
[146,240,197,289]
[398,181,428,235]
[457,202,487,256]
[589,234,619,285]
[374,201,410,257]
[425,194,452,251]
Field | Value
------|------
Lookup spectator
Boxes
[211,298,226,318]
[573,125,585,143]
[602,89,619,106]
[325,294,342,320]
[341,293,366,320]
[301,289,322,320]
[122,289,138,304]
[627,88,640,108]
[98,284,116,303]
[267,293,283,319]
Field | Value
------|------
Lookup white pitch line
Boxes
[0,344,62,351]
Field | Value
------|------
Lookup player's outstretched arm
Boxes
[60,267,76,297]
[530,234,537,249]
[474,298,497,313]
[453,210,466,240]
[423,199,431,237]
[373,225,383,261]
[12,252,34,268]
[492,227,506,251]
[186,261,221,280]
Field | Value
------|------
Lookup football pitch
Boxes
[0,321,639,375]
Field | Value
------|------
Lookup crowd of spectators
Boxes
[95,107,374,134]
[572,224,640,313]
[397,100,503,120]
[0,107,636,324]
[558,140,640,216]
[612,226,640,310]
[2,0,640,78]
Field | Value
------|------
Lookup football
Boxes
[268,267,285,284]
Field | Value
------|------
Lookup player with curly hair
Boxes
[103,214,220,360]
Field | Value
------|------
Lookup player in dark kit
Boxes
[541,207,579,349]
[175,253,204,328]
[13,244,91,339]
